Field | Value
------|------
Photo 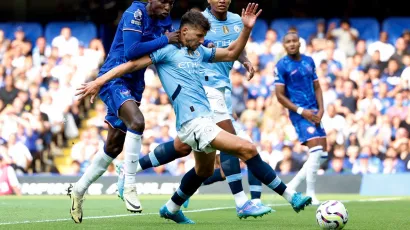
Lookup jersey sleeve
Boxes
[123,9,143,33]
[150,45,171,64]
[274,63,286,85]
[200,46,216,63]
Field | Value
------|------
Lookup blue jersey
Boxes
[98,1,172,89]
[274,55,319,121]
[150,45,216,130]
[200,8,243,90]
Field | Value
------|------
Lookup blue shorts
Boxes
[99,78,144,133]
[291,118,326,144]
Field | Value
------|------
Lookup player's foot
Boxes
[309,195,320,206]
[251,199,276,213]
[159,205,195,224]
[123,185,142,213]
[67,184,84,224]
[290,192,312,213]
[237,200,272,219]
[182,198,189,208]
[116,162,125,201]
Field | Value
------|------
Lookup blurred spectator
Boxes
[368,32,395,62]
[327,19,359,57]
[0,153,21,196]
[51,27,79,57]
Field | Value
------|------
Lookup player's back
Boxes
[150,44,215,130]
[275,54,318,120]
[200,9,243,89]
[98,1,172,81]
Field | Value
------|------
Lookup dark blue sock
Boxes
[245,154,287,195]
[220,152,243,195]
[139,141,178,170]
[248,170,262,199]
[171,168,208,205]
[203,168,225,185]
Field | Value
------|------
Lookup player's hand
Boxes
[312,109,324,124]
[301,109,316,123]
[75,80,102,104]
[207,42,215,48]
[165,30,180,44]
[243,61,255,80]
[241,3,262,29]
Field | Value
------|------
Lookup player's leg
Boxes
[160,151,216,224]
[68,124,125,223]
[136,138,192,173]
[116,138,192,200]
[287,119,327,205]
[234,122,264,206]
[210,130,312,213]
[202,154,225,185]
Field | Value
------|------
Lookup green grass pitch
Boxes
[0,194,409,229]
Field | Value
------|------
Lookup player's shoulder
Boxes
[301,54,315,64]
[124,2,146,19]
[227,12,241,22]
[276,56,289,69]
[160,44,179,53]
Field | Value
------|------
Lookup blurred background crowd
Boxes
[0,7,409,181]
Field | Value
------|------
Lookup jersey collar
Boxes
[206,7,227,21]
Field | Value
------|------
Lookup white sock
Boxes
[136,162,143,173]
[74,150,113,196]
[124,130,142,186]
[287,163,307,190]
[282,187,296,203]
[233,191,248,207]
[320,151,328,165]
[306,146,323,196]
[251,198,261,205]
[166,199,181,213]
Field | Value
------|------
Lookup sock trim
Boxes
[321,151,328,159]
[267,177,282,190]
[127,129,143,136]
[249,185,262,192]
[176,188,189,200]
[148,152,160,167]
[226,173,242,183]
[309,146,323,154]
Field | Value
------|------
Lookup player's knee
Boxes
[127,117,145,133]
[175,142,192,156]
[105,143,123,157]
[195,165,214,178]
[238,141,258,160]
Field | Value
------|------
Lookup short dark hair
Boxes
[180,9,211,32]
[283,32,299,42]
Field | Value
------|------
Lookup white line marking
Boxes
[0,197,403,226]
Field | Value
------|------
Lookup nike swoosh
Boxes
[125,198,141,210]
[131,160,137,163]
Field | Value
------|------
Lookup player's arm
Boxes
[238,49,255,80]
[212,3,262,62]
[75,55,153,103]
[313,80,325,123]
[123,10,179,60]
[275,67,316,122]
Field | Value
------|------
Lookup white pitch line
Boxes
[0,197,402,226]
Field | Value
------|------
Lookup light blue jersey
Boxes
[201,8,243,90]
[150,45,216,130]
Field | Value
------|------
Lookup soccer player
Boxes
[79,4,312,224]
[274,32,329,205]
[67,0,181,223]
[116,0,267,214]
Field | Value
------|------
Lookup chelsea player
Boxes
[68,0,180,223]
[275,32,329,205]
[79,5,312,224]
